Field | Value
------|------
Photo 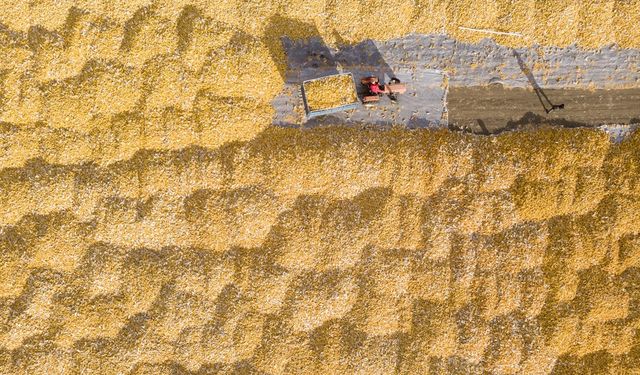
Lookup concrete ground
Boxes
[367,34,640,90]
[448,86,640,134]
[271,34,640,136]
[271,38,448,128]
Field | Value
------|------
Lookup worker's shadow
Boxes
[513,50,564,114]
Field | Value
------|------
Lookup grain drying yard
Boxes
[273,34,639,135]
[0,1,640,374]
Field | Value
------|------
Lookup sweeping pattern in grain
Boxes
[1,1,639,374]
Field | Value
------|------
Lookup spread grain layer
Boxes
[303,75,357,112]
[1,1,640,374]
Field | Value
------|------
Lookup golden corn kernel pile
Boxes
[1,1,640,374]
[303,74,357,112]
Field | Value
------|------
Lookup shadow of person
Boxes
[513,49,565,114]
[476,119,490,135]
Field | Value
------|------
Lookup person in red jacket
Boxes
[368,81,384,95]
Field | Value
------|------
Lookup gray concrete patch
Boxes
[271,38,448,128]
[370,34,640,89]
[448,86,640,133]
[599,124,639,143]
[271,33,640,134]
